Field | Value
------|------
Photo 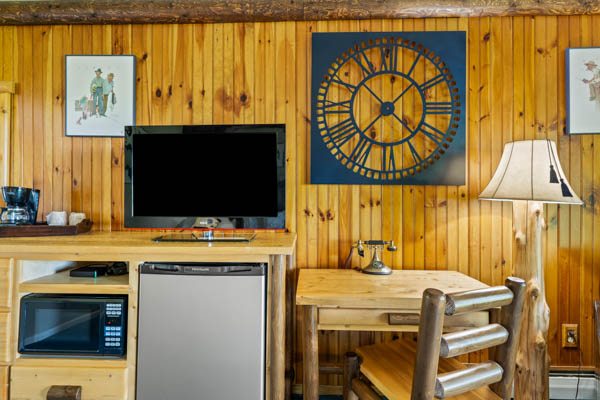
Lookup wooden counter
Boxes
[0,230,296,261]
[0,231,296,400]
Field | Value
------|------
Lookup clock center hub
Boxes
[380,102,395,116]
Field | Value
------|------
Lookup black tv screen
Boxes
[124,124,286,229]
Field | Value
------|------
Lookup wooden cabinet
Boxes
[10,363,127,400]
[0,231,296,400]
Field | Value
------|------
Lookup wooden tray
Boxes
[0,219,92,237]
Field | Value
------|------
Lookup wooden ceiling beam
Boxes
[0,0,598,25]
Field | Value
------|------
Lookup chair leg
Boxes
[343,352,360,400]
[351,379,382,400]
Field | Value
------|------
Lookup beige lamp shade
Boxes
[479,140,583,205]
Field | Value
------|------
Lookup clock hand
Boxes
[391,83,414,104]
[391,112,415,135]
[362,82,385,105]
[361,113,383,136]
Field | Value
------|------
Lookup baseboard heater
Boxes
[549,371,598,400]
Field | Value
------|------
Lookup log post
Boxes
[302,305,319,400]
[411,288,446,400]
[343,352,360,400]
[271,255,286,400]
[512,200,550,400]
[285,254,295,400]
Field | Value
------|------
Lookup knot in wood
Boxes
[528,282,540,299]
[535,333,546,349]
[530,287,539,299]
[514,231,526,245]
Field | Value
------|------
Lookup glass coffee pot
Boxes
[1,186,33,225]
[0,206,30,225]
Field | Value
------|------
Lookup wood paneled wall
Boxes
[1,16,599,373]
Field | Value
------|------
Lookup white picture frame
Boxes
[566,47,600,135]
[65,55,136,137]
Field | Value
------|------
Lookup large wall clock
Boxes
[310,31,466,185]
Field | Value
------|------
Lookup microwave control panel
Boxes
[104,302,124,350]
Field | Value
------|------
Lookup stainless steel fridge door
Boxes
[136,271,266,400]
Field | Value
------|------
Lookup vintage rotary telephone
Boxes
[343,240,397,275]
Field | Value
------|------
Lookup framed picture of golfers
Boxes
[65,55,136,137]
[566,48,600,135]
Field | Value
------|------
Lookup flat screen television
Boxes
[124,124,286,230]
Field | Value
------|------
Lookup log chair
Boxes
[342,277,526,400]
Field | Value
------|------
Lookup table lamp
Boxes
[479,139,583,400]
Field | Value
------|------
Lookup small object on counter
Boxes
[0,186,40,225]
[69,262,128,278]
[70,264,108,278]
[46,211,67,226]
[69,212,86,225]
[0,219,92,237]
[107,262,128,276]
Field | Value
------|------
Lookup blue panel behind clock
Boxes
[310,31,466,185]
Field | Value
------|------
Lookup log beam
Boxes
[1,0,600,25]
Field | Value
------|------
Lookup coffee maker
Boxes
[1,186,40,225]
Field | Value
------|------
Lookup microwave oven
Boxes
[18,294,127,357]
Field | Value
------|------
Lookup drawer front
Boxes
[318,308,489,332]
[0,312,9,363]
[0,258,12,308]
[10,366,126,400]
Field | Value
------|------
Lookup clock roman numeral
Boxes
[349,136,373,168]
[329,73,358,93]
[407,140,423,165]
[418,122,446,144]
[328,118,358,147]
[424,102,453,115]
[322,99,352,114]
[419,74,446,92]
[379,45,399,72]
[350,49,376,78]
[382,146,396,172]
[406,53,422,77]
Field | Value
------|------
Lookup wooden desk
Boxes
[295,269,489,400]
[0,231,296,400]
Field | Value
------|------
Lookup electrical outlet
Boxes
[561,324,578,348]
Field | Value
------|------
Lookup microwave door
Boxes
[20,301,102,354]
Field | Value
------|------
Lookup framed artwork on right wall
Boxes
[567,47,600,134]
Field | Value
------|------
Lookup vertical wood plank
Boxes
[62,26,73,220]
[545,15,560,364]
[101,25,112,231]
[403,18,415,272]
[490,16,503,287]
[567,15,582,367]
[479,17,492,290]
[11,26,22,188]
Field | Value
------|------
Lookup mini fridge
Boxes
[136,262,266,400]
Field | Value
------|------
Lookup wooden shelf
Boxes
[14,356,126,369]
[19,270,129,294]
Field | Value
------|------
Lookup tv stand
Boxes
[0,231,295,400]
[153,231,257,242]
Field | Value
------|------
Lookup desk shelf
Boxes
[19,270,129,295]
